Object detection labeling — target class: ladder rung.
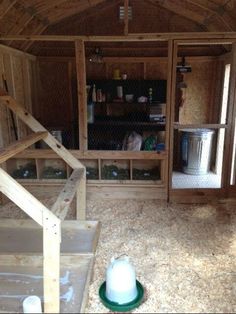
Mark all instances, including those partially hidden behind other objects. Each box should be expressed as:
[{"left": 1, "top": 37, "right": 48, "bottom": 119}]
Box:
[
  {"left": 51, "top": 168, "right": 84, "bottom": 220},
  {"left": 0, "top": 132, "right": 48, "bottom": 164}
]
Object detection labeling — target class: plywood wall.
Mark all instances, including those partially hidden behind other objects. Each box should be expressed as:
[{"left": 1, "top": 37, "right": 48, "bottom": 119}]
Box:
[
  {"left": 35, "top": 59, "right": 75, "bottom": 129},
  {"left": 0, "top": 44, "right": 36, "bottom": 147},
  {"left": 33, "top": 56, "right": 219, "bottom": 138},
  {"left": 178, "top": 58, "right": 224, "bottom": 124},
  {"left": 86, "top": 60, "right": 168, "bottom": 80}
]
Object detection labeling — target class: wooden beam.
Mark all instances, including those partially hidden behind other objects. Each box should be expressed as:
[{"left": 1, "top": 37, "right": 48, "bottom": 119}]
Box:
[
  {"left": 0, "top": 166, "right": 61, "bottom": 312},
  {"left": 0, "top": 95, "right": 85, "bottom": 169},
  {"left": 5, "top": 3, "right": 49, "bottom": 47},
  {"left": 46, "top": 0, "right": 107, "bottom": 24},
  {"left": 0, "top": 167, "right": 59, "bottom": 226},
  {"left": 1, "top": 32, "right": 236, "bottom": 42},
  {"left": 124, "top": 0, "right": 129, "bottom": 36},
  {"left": 223, "top": 43, "right": 236, "bottom": 187},
  {"left": 0, "top": 0, "right": 17, "bottom": 19},
  {"left": 46, "top": 0, "right": 119, "bottom": 35},
  {"left": 168, "top": 41, "right": 178, "bottom": 193},
  {"left": 0, "top": 131, "right": 47, "bottom": 164},
  {"left": 20, "top": 0, "right": 113, "bottom": 52},
  {"left": 173, "top": 123, "right": 228, "bottom": 129},
  {"left": 51, "top": 168, "right": 84, "bottom": 220},
  {"left": 12, "top": 149, "right": 167, "bottom": 160},
  {"left": 75, "top": 40, "right": 87, "bottom": 151},
  {"left": 76, "top": 169, "right": 86, "bottom": 220},
  {"left": 43, "top": 221, "right": 61, "bottom": 313},
  {"left": 186, "top": 0, "right": 235, "bottom": 31},
  {"left": 147, "top": 0, "right": 233, "bottom": 31},
  {"left": 166, "top": 39, "right": 174, "bottom": 200}
]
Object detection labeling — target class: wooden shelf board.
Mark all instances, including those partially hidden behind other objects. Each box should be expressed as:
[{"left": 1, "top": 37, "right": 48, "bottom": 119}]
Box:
[
  {"left": 0, "top": 254, "right": 94, "bottom": 314},
  {"left": 12, "top": 149, "right": 167, "bottom": 160},
  {"left": 89, "top": 121, "right": 166, "bottom": 126},
  {"left": 0, "top": 219, "right": 100, "bottom": 255}
]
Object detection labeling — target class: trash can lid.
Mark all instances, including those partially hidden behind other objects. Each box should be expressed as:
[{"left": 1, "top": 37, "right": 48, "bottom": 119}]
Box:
[{"left": 180, "top": 128, "right": 215, "bottom": 135}]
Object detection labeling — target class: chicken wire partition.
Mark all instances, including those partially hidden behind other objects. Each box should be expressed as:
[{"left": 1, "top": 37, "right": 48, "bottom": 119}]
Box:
[
  {"left": 0, "top": 38, "right": 171, "bottom": 191},
  {"left": 33, "top": 41, "right": 78, "bottom": 151},
  {"left": 86, "top": 79, "right": 167, "bottom": 151}
]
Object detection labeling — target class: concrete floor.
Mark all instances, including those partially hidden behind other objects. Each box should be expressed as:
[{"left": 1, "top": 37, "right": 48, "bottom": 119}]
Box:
[{"left": 172, "top": 171, "right": 222, "bottom": 189}]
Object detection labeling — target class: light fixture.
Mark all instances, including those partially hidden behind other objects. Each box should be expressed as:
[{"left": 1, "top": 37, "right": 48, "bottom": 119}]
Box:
[
  {"left": 89, "top": 47, "right": 103, "bottom": 63},
  {"left": 176, "top": 56, "right": 192, "bottom": 73},
  {"left": 119, "top": 6, "right": 132, "bottom": 20}
]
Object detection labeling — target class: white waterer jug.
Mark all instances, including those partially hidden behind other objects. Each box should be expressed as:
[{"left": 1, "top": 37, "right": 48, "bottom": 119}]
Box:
[{"left": 105, "top": 255, "right": 138, "bottom": 304}]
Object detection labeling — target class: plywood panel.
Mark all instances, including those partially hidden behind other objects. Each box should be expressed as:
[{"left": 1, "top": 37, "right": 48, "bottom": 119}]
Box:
[
  {"left": 146, "top": 61, "right": 168, "bottom": 79},
  {"left": 0, "top": 45, "right": 35, "bottom": 145},
  {"left": 86, "top": 60, "right": 106, "bottom": 80},
  {"left": 106, "top": 62, "right": 143, "bottom": 79},
  {"left": 36, "top": 60, "right": 72, "bottom": 129},
  {"left": 0, "top": 52, "right": 10, "bottom": 147},
  {"left": 179, "top": 60, "right": 221, "bottom": 124},
  {"left": 11, "top": 55, "right": 28, "bottom": 139}
]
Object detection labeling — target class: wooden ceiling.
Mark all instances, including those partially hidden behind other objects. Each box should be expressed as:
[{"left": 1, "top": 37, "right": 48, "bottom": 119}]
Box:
[{"left": 0, "top": 0, "right": 235, "bottom": 55}]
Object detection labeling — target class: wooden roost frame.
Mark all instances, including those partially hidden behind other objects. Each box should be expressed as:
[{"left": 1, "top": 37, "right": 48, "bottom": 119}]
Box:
[{"left": 0, "top": 95, "right": 87, "bottom": 313}]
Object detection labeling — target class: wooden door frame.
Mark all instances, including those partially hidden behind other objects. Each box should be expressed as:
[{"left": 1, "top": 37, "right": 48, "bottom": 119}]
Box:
[{"left": 168, "top": 39, "right": 236, "bottom": 202}]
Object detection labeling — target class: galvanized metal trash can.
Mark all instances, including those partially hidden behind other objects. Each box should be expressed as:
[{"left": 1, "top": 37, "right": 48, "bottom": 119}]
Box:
[{"left": 180, "top": 129, "right": 214, "bottom": 175}]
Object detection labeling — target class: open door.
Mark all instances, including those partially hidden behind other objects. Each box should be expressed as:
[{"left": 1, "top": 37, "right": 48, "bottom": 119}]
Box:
[{"left": 169, "top": 41, "right": 236, "bottom": 202}]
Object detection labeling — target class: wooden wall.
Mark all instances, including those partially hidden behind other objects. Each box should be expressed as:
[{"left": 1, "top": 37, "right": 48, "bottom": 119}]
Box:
[
  {"left": 86, "top": 59, "right": 168, "bottom": 80},
  {"left": 178, "top": 57, "right": 224, "bottom": 124},
  {"left": 0, "top": 44, "right": 36, "bottom": 147},
  {"left": 35, "top": 58, "right": 76, "bottom": 129},
  {"left": 33, "top": 57, "right": 168, "bottom": 136},
  {"left": 34, "top": 56, "right": 222, "bottom": 132}
]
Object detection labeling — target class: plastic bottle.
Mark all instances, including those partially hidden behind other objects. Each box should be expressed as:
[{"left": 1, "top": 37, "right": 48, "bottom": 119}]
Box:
[
  {"left": 92, "top": 84, "right": 97, "bottom": 102},
  {"left": 148, "top": 88, "right": 153, "bottom": 104}
]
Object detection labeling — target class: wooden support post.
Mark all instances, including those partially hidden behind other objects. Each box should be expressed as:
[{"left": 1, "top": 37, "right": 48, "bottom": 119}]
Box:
[
  {"left": 167, "top": 40, "right": 177, "bottom": 198},
  {"left": 0, "top": 96, "right": 85, "bottom": 169},
  {"left": 124, "top": 0, "right": 129, "bottom": 36},
  {"left": 0, "top": 167, "right": 62, "bottom": 312},
  {"left": 43, "top": 218, "right": 61, "bottom": 313},
  {"left": 76, "top": 169, "right": 86, "bottom": 220},
  {"left": 51, "top": 168, "right": 84, "bottom": 220},
  {"left": 0, "top": 131, "right": 47, "bottom": 164},
  {"left": 223, "top": 42, "right": 236, "bottom": 188},
  {"left": 0, "top": 167, "right": 55, "bottom": 225},
  {"left": 75, "top": 40, "right": 87, "bottom": 151}
]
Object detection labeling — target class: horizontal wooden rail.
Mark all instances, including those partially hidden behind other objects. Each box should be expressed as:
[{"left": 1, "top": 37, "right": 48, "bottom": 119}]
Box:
[
  {"left": 0, "top": 132, "right": 47, "bottom": 164},
  {"left": 0, "top": 168, "right": 60, "bottom": 227},
  {"left": 51, "top": 168, "right": 84, "bottom": 220},
  {"left": 0, "top": 96, "right": 85, "bottom": 170},
  {"left": 0, "top": 32, "right": 236, "bottom": 42},
  {"left": 11, "top": 149, "right": 167, "bottom": 160},
  {"left": 173, "top": 123, "right": 228, "bottom": 129}
]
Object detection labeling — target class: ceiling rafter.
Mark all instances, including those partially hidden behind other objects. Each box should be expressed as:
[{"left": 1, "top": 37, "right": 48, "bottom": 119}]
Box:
[
  {"left": 40, "top": 0, "right": 107, "bottom": 24},
  {"left": 0, "top": 0, "right": 17, "bottom": 19},
  {"left": 20, "top": 0, "right": 113, "bottom": 52},
  {"left": 45, "top": 0, "right": 120, "bottom": 35},
  {"left": 185, "top": 0, "right": 236, "bottom": 30},
  {"left": 6, "top": 0, "right": 74, "bottom": 37},
  {"left": 147, "top": 0, "right": 233, "bottom": 31},
  {"left": 146, "top": 0, "right": 209, "bottom": 31}
]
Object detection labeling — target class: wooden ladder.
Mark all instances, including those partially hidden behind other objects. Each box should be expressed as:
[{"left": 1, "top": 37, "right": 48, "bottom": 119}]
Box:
[{"left": 0, "top": 95, "right": 86, "bottom": 313}]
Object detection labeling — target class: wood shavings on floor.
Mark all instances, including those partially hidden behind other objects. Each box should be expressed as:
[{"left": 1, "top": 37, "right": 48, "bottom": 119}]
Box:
[
  {"left": 0, "top": 195, "right": 235, "bottom": 313},
  {"left": 85, "top": 199, "right": 236, "bottom": 313}
]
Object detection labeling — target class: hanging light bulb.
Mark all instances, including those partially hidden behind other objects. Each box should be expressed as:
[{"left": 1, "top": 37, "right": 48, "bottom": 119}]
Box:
[{"left": 89, "top": 47, "right": 103, "bottom": 63}]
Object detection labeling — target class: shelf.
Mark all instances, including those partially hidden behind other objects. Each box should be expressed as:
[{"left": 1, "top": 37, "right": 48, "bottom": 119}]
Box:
[
  {"left": 88, "top": 121, "right": 166, "bottom": 126},
  {"left": 7, "top": 156, "right": 166, "bottom": 186}
]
